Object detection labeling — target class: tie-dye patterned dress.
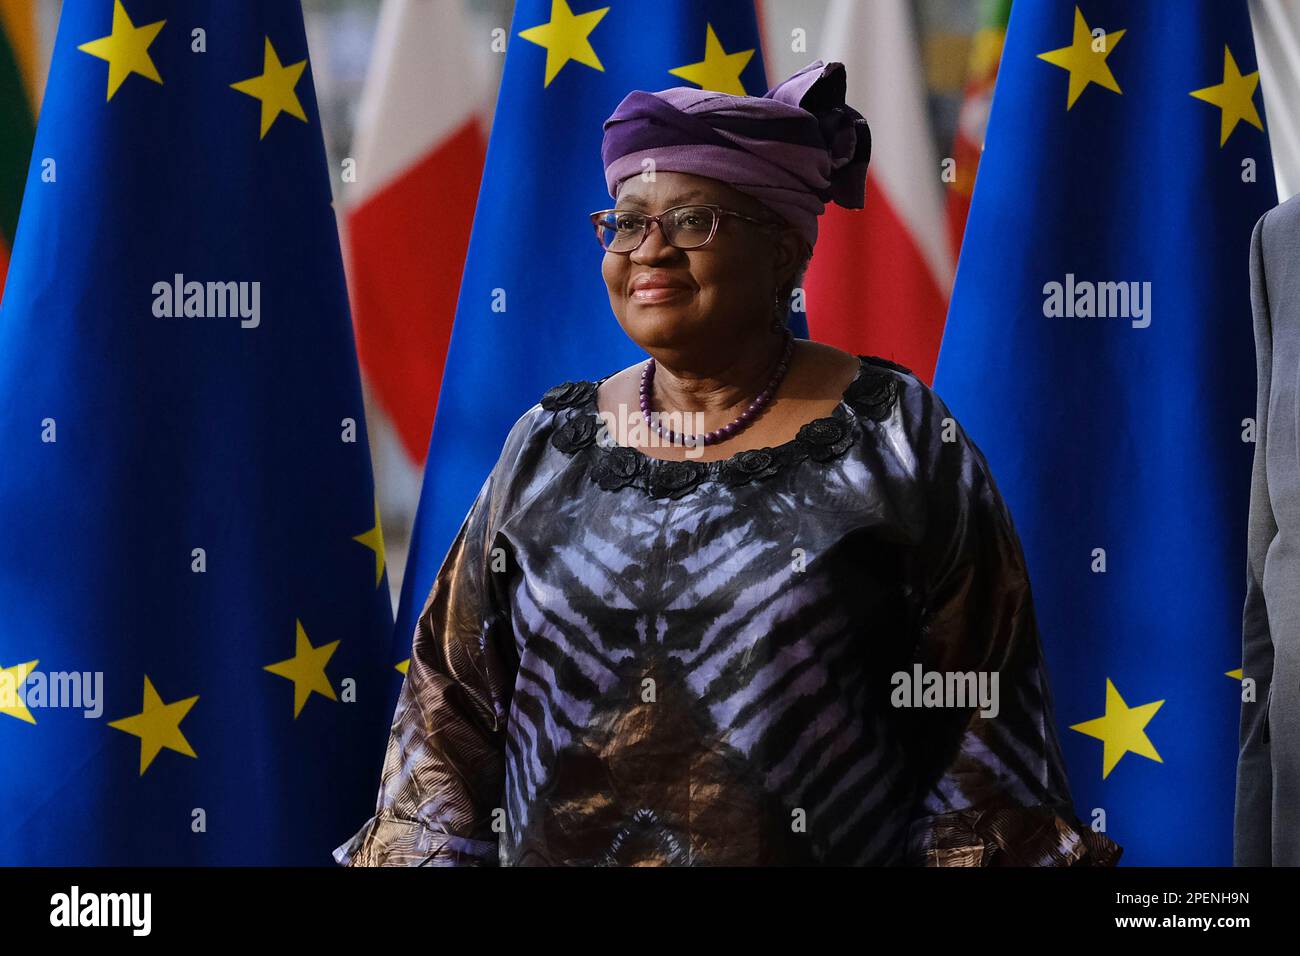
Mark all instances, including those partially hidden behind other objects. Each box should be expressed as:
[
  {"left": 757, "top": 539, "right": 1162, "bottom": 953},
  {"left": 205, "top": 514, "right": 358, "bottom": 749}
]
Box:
[{"left": 335, "top": 356, "right": 1122, "bottom": 867}]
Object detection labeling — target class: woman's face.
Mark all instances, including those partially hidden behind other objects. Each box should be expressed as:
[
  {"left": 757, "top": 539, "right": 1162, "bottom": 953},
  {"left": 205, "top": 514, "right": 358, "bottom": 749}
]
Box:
[{"left": 600, "top": 171, "right": 801, "bottom": 357}]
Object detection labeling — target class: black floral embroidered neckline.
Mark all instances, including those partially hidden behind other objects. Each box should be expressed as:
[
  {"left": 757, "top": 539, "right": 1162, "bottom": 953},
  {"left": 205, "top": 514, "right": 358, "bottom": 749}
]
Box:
[{"left": 540, "top": 355, "right": 909, "bottom": 499}]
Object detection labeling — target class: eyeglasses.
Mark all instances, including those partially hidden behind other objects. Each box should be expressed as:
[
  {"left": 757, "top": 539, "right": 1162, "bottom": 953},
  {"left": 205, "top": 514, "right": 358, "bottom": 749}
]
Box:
[{"left": 588, "top": 203, "right": 781, "bottom": 254}]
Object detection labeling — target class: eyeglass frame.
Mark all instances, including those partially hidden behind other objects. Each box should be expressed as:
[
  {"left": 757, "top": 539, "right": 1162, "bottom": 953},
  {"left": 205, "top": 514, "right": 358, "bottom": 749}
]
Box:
[{"left": 588, "top": 203, "right": 785, "bottom": 253}]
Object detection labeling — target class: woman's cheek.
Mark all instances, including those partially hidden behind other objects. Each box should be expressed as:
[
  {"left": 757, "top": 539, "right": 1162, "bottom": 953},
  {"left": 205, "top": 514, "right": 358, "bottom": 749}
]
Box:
[{"left": 601, "top": 256, "right": 626, "bottom": 313}]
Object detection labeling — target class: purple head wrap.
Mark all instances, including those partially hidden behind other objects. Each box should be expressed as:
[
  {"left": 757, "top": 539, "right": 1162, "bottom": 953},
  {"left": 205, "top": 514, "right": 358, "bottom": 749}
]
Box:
[{"left": 600, "top": 59, "right": 871, "bottom": 250}]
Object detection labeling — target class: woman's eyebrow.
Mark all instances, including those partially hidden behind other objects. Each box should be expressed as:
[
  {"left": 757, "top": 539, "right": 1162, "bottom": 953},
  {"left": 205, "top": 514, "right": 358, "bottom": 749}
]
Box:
[{"left": 619, "top": 191, "right": 709, "bottom": 209}]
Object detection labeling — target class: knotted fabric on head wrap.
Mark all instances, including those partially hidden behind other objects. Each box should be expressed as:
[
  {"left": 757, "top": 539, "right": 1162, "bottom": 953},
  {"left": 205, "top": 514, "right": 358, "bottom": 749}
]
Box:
[{"left": 600, "top": 59, "right": 871, "bottom": 251}]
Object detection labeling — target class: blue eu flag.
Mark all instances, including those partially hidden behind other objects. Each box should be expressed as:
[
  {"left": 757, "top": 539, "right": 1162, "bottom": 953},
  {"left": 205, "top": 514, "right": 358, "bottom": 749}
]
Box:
[
  {"left": 934, "top": 1, "right": 1277, "bottom": 864},
  {"left": 396, "top": 1, "right": 790, "bottom": 650},
  {"left": 0, "top": 0, "right": 393, "bottom": 864}
]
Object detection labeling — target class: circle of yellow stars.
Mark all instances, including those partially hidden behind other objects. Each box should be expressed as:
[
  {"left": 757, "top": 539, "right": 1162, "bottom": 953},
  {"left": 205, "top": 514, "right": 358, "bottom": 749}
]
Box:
[
  {"left": 985, "top": 4, "right": 1271, "bottom": 791},
  {"left": 75, "top": 0, "right": 310, "bottom": 140},
  {"left": 3, "top": 510, "right": 384, "bottom": 771},
  {"left": 32, "top": 1, "right": 407, "bottom": 776},
  {"left": 1037, "top": 5, "right": 1264, "bottom": 149},
  {"left": 517, "top": 0, "right": 754, "bottom": 95},
  {"left": 3, "top": 498, "right": 385, "bottom": 777}
]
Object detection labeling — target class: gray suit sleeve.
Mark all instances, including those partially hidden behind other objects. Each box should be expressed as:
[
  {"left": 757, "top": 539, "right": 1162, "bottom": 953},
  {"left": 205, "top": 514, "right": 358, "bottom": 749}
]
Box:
[{"left": 1235, "top": 210, "right": 1278, "bottom": 866}]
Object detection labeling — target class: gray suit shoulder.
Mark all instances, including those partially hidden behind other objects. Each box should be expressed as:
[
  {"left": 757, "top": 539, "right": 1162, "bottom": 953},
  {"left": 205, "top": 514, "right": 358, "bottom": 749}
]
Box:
[
  {"left": 1251, "top": 194, "right": 1300, "bottom": 344},
  {"left": 1257, "top": 192, "right": 1300, "bottom": 248}
]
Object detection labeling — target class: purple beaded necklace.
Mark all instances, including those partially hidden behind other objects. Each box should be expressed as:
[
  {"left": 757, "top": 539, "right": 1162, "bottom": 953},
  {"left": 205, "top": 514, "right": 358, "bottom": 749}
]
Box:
[{"left": 639, "top": 332, "right": 795, "bottom": 447}]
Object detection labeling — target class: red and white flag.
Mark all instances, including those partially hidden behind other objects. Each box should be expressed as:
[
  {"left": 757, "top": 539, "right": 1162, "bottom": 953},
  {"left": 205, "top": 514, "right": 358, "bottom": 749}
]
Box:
[
  {"left": 345, "top": 0, "right": 488, "bottom": 464},
  {"left": 800, "top": 0, "right": 953, "bottom": 382}
]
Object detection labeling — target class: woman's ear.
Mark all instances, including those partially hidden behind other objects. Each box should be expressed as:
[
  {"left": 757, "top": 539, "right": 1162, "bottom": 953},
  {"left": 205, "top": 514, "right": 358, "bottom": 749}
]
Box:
[{"left": 772, "top": 229, "right": 809, "bottom": 300}]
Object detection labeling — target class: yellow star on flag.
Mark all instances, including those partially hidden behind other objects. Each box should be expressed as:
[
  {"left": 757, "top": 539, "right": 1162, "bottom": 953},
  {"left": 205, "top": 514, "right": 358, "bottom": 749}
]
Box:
[
  {"left": 1190, "top": 45, "right": 1263, "bottom": 147},
  {"left": 264, "top": 620, "right": 339, "bottom": 718},
  {"left": 1226, "top": 668, "right": 1243, "bottom": 680},
  {"left": 0, "top": 659, "right": 39, "bottom": 725},
  {"left": 395, "top": 659, "right": 410, "bottom": 675},
  {"left": 76, "top": 0, "right": 165, "bottom": 102},
  {"left": 230, "top": 37, "right": 308, "bottom": 139},
  {"left": 353, "top": 502, "right": 386, "bottom": 588},
  {"left": 1037, "top": 6, "right": 1125, "bottom": 110},
  {"left": 108, "top": 676, "right": 199, "bottom": 775},
  {"left": 1070, "top": 678, "right": 1164, "bottom": 779},
  {"left": 668, "top": 24, "right": 754, "bottom": 95},
  {"left": 518, "top": 0, "right": 609, "bottom": 87}
]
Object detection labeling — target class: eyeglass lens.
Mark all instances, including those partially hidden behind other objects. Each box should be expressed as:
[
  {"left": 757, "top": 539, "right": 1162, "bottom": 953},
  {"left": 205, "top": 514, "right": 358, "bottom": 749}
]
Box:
[{"left": 597, "top": 206, "right": 717, "bottom": 252}]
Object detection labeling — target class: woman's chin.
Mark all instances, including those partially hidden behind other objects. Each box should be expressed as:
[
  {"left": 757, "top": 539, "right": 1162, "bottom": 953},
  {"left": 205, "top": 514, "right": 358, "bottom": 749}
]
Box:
[{"left": 621, "top": 305, "right": 698, "bottom": 346}]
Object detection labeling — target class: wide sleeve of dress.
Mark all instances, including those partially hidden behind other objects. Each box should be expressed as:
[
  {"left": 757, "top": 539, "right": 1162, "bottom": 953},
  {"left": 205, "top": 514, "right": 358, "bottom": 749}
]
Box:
[
  {"left": 895, "top": 377, "right": 1122, "bottom": 867},
  {"left": 333, "top": 466, "right": 517, "bottom": 867}
]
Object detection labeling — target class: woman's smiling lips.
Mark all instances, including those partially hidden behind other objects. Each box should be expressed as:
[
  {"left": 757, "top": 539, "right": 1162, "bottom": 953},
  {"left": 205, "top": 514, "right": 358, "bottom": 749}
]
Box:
[{"left": 629, "top": 272, "right": 694, "bottom": 302}]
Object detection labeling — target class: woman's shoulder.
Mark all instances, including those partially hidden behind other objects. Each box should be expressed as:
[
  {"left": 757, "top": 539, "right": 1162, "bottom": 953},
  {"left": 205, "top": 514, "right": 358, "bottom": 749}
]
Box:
[
  {"left": 838, "top": 347, "right": 951, "bottom": 426},
  {"left": 481, "top": 381, "right": 597, "bottom": 498},
  {"left": 793, "top": 340, "right": 918, "bottom": 397},
  {"left": 489, "top": 379, "right": 593, "bottom": 449},
  {"left": 831, "top": 348, "right": 995, "bottom": 485},
  {"left": 497, "top": 380, "right": 593, "bottom": 450},
  {"left": 812, "top": 342, "right": 928, "bottom": 428},
  {"left": 857, "top": 353, "right": 917, "bottom": 378}
]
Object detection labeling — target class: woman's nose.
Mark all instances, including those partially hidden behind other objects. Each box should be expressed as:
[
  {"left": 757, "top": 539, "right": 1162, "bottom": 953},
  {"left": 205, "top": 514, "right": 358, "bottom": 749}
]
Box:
[{"left": 630, "top": 219, "right": 679, "bottom": 264}]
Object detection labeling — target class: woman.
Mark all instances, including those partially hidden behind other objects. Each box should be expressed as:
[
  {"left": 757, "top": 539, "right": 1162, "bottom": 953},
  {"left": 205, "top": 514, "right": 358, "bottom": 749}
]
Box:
[{"left": 335, "top": 60, "right": 1121, "bottom": 867}]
